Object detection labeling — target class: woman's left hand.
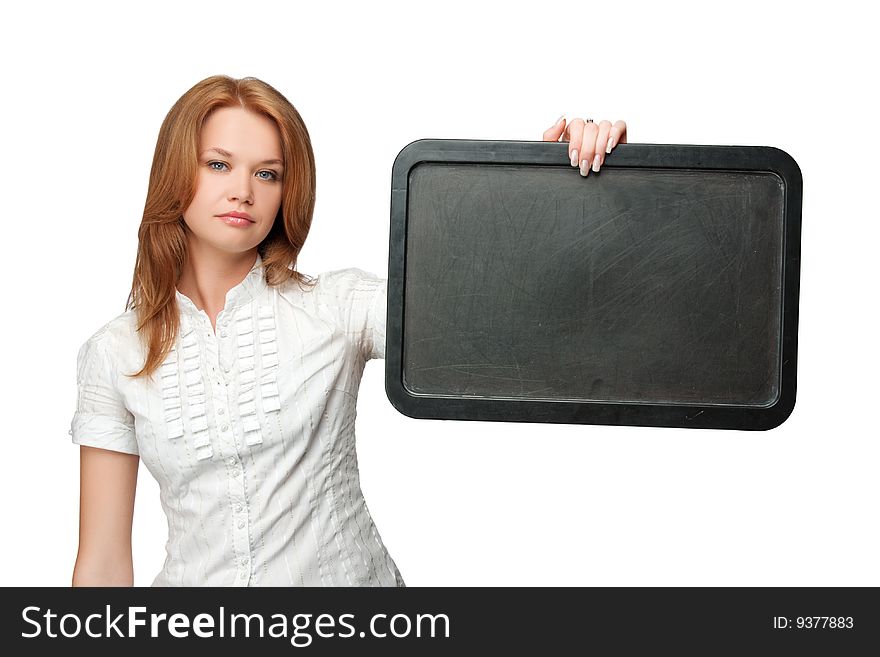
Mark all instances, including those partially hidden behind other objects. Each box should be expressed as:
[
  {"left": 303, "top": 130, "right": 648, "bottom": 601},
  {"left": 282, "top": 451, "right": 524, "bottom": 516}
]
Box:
[{"left": 542, "top": 116, "right": 627, "bottom": 177}]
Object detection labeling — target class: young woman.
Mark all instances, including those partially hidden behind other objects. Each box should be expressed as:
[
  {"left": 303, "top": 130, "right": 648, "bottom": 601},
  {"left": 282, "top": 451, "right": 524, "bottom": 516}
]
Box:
[{"left": 69, "top": 74, "right": 626, "bottom": 586}]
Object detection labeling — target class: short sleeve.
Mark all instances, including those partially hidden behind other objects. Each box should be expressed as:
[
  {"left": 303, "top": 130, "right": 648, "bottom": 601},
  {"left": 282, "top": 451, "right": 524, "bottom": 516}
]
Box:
[
  {"left": 69, "top": 332, "right": 139, "bottom": 455},
  {"left": 363, "top": 275, "right": 387, "bottom": 361}
]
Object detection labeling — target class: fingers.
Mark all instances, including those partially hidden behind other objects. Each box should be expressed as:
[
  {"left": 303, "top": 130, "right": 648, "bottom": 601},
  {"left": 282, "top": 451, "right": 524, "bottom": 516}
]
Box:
[
  {"left": 577, "top": 120, "right": 599, "bottom": 177},
  {"left": 607, "top": 120, "right": 627, "bottom": 150},
  {"left": 593, "top": 120, "right": 612, "bottom": 170},
  {"left": 567, "top": 119, "right": 585, "bottom": 167},
  {"left": 545, "top": 115, "right": 627, "bottom": 176},
  {"left": 569, "top": 118, "right": 626, "bottom": 176},
  {"left": 542, "top": 115, "right": 566, "bottom": 142}
]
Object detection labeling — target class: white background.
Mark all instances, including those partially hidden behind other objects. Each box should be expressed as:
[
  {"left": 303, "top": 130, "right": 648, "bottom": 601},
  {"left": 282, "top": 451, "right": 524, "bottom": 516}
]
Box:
[{"left": 2, "top": 0, "right": 877, "bottom": 586}]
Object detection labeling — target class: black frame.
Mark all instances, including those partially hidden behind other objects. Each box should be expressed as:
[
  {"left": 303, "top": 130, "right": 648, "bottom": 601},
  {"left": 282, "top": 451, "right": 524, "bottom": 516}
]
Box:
[{"left": 385, "top": 139, "right": 802, "bottom": 431}]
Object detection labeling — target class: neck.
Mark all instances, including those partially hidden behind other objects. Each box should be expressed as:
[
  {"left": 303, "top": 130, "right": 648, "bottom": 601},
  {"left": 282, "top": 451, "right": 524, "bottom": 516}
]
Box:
[{"left": 176, "top": 242, "right": 258, "bottom": 314}]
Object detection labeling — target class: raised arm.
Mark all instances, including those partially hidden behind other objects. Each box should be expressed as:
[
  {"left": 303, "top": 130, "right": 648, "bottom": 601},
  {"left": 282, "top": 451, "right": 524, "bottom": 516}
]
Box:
[{"left": 72, "top": 445, "right": 139, "bottom": 586}]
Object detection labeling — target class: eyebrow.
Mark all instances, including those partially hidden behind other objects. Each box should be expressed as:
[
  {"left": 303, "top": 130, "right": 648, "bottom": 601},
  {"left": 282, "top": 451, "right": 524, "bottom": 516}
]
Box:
[{"left": 201, "top": 147, "right": 284, "bottom": 167}]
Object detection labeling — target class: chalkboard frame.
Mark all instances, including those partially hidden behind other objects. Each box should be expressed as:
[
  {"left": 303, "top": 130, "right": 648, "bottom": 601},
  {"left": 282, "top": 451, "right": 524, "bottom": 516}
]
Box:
[{"left": 385, "top": 139, "right": 802, "bottom": 431}]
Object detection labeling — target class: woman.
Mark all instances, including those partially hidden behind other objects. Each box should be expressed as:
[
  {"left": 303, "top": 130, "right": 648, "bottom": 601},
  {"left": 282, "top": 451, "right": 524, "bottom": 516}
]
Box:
[{"left": 70, "top": 74, "right": 627, "bottom": 586}]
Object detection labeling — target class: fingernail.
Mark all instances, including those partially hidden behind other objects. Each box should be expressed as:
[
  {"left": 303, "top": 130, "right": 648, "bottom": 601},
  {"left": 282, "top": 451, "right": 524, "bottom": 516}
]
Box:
[
  {"left": 580, "top": 159, "right": 590, "bottom": 177},
  {"left": 570, "top": 149, "right": 578, "bottom": 167},
  {"left": 593, "top": 154, "right": 601, "bottom": 172},
  {"left": 555, "top": 114, "right": 565, "bottom": 126},
  {"left": 606, "top": 137, "right": 613, "bottom": 154}
]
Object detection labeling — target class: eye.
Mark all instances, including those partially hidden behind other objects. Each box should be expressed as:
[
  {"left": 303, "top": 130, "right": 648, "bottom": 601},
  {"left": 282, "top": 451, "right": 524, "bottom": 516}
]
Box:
[{"left": 207, "top": 161, "right": 279, "bottom": 181}]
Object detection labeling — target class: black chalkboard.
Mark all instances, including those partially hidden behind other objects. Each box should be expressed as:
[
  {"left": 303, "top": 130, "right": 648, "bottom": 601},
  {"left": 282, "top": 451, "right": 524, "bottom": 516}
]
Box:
[{"left": 385, "top": 140, "right": 802, "bottom": 431}]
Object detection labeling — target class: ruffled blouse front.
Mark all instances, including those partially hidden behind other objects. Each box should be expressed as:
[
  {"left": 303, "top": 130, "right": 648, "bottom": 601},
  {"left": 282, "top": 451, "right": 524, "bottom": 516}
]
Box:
[{"left": 69, "top": 254, "right": 404, "bottom": 587}]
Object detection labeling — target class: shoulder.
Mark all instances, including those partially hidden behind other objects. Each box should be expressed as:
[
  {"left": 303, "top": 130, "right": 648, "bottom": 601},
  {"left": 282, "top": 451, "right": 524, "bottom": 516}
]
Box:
[
  {"left": 316, "top": 268, "right": 385, "bottom": 315},
  {"left": 76, "top": 310, "right": 139, "bottom": 361},
  {"left": 315, "top": 267, "right": 384, "bottom": 289},
  {"left": 275, "top": 268, "right": 385, "bottom": 341},
  {"left": 280, "top": 267, "right": 383, "bottom": 305}
]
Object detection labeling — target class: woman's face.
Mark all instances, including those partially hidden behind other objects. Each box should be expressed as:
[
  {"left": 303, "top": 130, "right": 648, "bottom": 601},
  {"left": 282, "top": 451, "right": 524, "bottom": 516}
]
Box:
[{"left": 182, "top": 106, "right": 284, "bottom": 256}]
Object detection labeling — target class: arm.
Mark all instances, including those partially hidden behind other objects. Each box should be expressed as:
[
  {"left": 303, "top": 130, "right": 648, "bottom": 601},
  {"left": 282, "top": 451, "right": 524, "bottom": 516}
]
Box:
[{"left": 72, "top": 445, "right": 139, "bottom": 586}]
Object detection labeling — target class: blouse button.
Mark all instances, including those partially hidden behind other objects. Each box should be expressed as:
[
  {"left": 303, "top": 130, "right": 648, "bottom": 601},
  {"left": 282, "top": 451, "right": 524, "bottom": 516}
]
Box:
[
  {"left": 227, "top": 457, "right": 235, "bottom": 466},
  {"left": 236, "top": 504, "right": 243, "bottom": 513},
  {"left": 238, "top": 521, "right": 245, "bottom": 529},
  {"left": 221, "top": 423, "right": 229, "bottom": 432},
  {"left": 218, "top": 408, "right": 225, "bottom": 415},
  {"left": 220, "top": 329, "right": 228, "bottom": 338}
]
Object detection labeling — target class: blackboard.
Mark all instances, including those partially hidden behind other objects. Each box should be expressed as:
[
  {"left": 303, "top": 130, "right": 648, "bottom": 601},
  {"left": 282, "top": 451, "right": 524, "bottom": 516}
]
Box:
[{"left": 385, "top": 140, "right": 802, "bottom": 431}]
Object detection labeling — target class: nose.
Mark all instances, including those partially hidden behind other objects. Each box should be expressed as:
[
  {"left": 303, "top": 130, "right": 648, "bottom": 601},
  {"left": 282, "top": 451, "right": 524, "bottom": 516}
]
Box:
[{"left": 228, "top": 170, "right": 254, "bottom": 205}]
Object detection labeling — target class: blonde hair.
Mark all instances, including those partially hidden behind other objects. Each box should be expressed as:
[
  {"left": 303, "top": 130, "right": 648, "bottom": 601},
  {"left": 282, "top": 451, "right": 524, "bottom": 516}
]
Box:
[{"left": 124, "top": 75, "right": 317, "bottom": 380}]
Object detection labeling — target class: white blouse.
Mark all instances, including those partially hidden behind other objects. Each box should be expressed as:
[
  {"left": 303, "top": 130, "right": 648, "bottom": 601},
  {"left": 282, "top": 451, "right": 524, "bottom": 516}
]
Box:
[{"left": 69, "top": 254, "right": 405, "bottom": 587}]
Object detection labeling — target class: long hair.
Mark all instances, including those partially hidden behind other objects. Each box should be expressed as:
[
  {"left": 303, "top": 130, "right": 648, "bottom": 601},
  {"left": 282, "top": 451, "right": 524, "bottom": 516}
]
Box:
[{"left": 124, "top": 75, "right": 317, "bottom": 380}]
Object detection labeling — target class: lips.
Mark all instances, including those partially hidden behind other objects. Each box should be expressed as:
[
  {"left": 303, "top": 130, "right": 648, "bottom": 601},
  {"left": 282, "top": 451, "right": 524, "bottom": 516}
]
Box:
[
  {"left": 219, "top": 215, "right": 254, "bottom": 228},
  {"left": 217, "top": 211, "right": 255, "bottom": 223}
]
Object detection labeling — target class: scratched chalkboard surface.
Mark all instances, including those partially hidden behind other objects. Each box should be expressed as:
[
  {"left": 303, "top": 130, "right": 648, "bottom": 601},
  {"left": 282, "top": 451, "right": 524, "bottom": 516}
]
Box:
[{"left": 385, "top": 141, "right": 802, "bottom": 431}]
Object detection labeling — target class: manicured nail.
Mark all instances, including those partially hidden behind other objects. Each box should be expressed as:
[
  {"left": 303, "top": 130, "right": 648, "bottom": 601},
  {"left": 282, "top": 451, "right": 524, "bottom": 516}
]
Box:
[
  {"left": 593, "top": 154, "right": 601, "bottom": 172},
  {"left": 580, "top": 159, "right": 590, "bottom": 176},
  {"left": 606, "top": 137, "right": 613, "bottom": 154},
  {"left": 554, "top": 114, "right": 565, "bottom": 126},
  {"left": 570, "top": 149, "right": 578, "bottom": 167}
]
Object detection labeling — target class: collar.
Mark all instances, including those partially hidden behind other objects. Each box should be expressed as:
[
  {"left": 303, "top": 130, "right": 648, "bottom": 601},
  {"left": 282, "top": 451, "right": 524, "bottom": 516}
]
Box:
[{"left": 175, "top": 252, "right": 268, "bottom": 317}]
